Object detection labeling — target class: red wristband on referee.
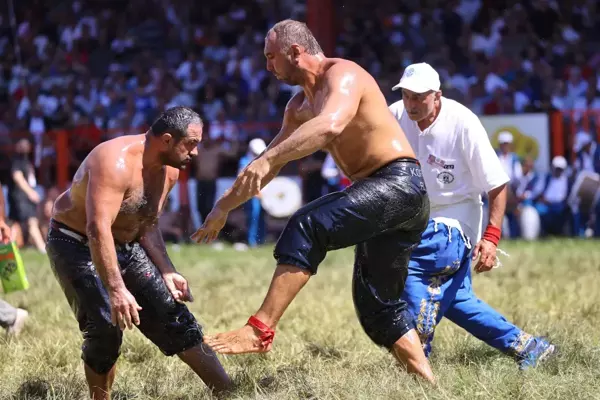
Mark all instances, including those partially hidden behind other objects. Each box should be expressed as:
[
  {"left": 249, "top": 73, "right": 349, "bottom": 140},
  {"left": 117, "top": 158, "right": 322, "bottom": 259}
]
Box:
[
  {"left": 247, "top": 315, "right": 275, "bottom": 347},
  {"left": 482, "top": 225, "right": 501, "bottom": 246}
]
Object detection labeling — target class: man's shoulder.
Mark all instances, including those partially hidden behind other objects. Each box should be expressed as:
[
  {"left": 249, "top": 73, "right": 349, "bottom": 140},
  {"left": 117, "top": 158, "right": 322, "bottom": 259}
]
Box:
[
  {"left": 439, "top": 97, "right": 485, "bottom": 140},
  {"left": 328, "top": 58, "right": 362, "bottom": 71},
  {"left": 86, "top": 137, "right": 139, "bottom": 178},
  {"left": 324, "top": 58, "right": 372, "bottom": 84},
  {"left": 442, "top": 97, "right": 479, "bottom": 123}
]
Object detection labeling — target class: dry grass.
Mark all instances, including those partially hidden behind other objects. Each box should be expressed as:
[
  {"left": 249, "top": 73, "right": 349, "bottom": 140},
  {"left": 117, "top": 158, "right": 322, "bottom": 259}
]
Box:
[{"left": 1, "top": 239, "right": 600, "bottom": 399}]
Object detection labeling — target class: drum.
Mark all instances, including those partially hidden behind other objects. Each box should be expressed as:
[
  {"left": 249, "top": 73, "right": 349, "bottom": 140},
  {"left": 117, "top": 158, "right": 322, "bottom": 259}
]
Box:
[
  {"left": 260, "top": 176, "right": 303, "bottom": 218},
  {"left": 568, "top": 170, "right": 600, "bottom": 215},
  {"left": 519, "top": 205, "right": 541, "bottom": 240}
]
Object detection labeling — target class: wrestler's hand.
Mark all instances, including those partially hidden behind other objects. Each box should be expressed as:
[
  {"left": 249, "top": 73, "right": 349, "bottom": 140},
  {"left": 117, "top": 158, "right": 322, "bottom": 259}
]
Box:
[
  {"left": 234, "top": 157, "right": 270, "bottom": 199},
  {"left": 163, "top": 271, "right": 194, "bottom": 303},
  {"left": 472, "top": 239, "right": 497, "bottom": 274},
  {"left": 191, "top": 206, "right": 228, "bottom": 243},
  {"left": 0, "top": 220, "right": 11, "bottom": 244},
  {"left": 109, "top": 287, "right": 142, "bottom": 330}
]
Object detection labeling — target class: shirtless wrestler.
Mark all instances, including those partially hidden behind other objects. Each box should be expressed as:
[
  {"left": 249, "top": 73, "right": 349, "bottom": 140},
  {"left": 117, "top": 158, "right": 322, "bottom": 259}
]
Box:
[
  {"left": 191, "top": 20, "right": 435, "bottom": 383},
  {"left": 46, "top": 106, "right": 232, "bottom": 399}
]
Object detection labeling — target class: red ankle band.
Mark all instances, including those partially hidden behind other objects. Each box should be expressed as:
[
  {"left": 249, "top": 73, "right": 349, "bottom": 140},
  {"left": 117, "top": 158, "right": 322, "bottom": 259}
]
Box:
[{"left": 247, "top": 316, "right": 275, "bottom": 347}]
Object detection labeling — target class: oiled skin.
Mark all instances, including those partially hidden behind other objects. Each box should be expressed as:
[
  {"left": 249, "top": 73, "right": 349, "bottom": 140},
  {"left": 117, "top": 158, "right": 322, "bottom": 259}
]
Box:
[{"left": 52, "top": 134, "right": 178, "bottom": 244}]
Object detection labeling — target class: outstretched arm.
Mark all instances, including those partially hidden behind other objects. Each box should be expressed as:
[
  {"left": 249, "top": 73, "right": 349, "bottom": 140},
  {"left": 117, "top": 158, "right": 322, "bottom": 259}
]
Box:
[
  {"left": 262, "top": 64, "right": 362, "bottom": 167},
  {"left": 216, "top": 164, "right": 284, "bottom": 213},
  {"left": 191, "top": 95, "right": 301, "bottom": 244},
  {"left": 214, "top": 94, "right": 302, "bottom": 213},
  {"left": 205, "top": 65, "right": 363, "bottom": 214}
]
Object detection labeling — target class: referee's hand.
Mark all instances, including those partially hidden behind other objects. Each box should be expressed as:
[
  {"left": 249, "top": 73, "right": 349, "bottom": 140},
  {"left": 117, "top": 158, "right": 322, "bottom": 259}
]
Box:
[{"left": 472, "top": 239, "right": 497, "bottom": 274}]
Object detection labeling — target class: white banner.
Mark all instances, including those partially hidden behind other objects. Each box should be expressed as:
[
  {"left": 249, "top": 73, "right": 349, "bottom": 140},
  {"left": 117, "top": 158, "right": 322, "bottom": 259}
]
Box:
[{"left": 480, "top": 113, "right": 550, "bottom": 173}]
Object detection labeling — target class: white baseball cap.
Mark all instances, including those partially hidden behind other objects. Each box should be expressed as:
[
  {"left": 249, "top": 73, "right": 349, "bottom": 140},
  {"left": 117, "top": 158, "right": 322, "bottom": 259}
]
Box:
[
  {"left": 392, "top": 62, "right": 441, "bottom": 93},
  {"left": 498, "top": 131, "right": 514, "bottom": 144},
  {"left": 552, "top": 156, "right": 567, "bottom": 170}
]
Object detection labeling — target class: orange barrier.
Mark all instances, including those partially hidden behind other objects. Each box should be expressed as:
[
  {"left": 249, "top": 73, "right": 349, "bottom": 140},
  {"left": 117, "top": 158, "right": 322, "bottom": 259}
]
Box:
[
  {"left": 30, "top": 121, "right": 283, "bottom": 200},
  {"left": 307, "top": 0, "right": 335, "bottom": 56},
  {"left": 550, "top": 111, "right": 565, "bottom": 158},
  {"left": 550, "top": 110, "right": 600, "bottom": 163},
  {"left": 55, "top": 130, "right": 69, "bottom": 191},
  {"left": 3, "top": 110, "right": 598, "bottom": 192}
]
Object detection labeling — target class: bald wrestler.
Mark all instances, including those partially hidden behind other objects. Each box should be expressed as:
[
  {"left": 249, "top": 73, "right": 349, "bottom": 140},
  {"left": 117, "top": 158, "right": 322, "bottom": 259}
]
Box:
[{"left": 192, "top": 20, "right": 435, "bottom": 383}]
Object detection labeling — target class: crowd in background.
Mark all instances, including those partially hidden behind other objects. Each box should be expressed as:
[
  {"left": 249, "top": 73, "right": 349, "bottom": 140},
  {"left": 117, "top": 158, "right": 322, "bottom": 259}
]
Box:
[{"left": 1, "top": 0, "right": 600, "bottom": 250}]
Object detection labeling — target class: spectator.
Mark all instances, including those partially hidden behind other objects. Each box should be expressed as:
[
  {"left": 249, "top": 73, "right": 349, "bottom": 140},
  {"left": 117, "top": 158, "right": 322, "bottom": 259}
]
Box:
[
  {"left": 298, "top": 152, "right": 327, "bottom": 204},
  {"left": 535, "top": 156, "right": 570, "bottom": 236},
  {"left": 238, "top": 138, "right": 267, "bottom": 248},
  {"left": 515, "top": 156, "right": 546, "bottom": 207},
  {"left": 193, "top": 136, "right": 239, "bottom": 223},
  {"left": 573, "top": 131, "right": 600, "bottom": 173},
  {"left": 321, "top": 153, "right": 351, "bottom": 193},
  {"left": 1, "top": 0, "right": 599, "bottom": 245},
  {"left": 8, "top": 138, "right": 46, "bottom": 253},
  {"left": 0, "top": 179, "right": 29, "bottom": 338},
  {"left": 496, "top": 132, "right": 523, "bottom": 186},
  {"left": 159, "top": 196, "right": 184, "bottom": 244},
  {"left": 510, "top": 156, "right": 546, "bottom": 238}
]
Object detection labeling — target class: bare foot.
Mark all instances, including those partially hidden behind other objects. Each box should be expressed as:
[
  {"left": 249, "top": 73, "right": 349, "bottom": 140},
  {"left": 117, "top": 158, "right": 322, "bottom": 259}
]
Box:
[{"left": 204, "top": 325, "right": 273, "bottom": 354}]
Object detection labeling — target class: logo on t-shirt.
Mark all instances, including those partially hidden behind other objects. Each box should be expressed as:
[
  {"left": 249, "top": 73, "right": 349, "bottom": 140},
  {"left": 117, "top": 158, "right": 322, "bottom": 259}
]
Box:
[
  {"left": 427, "top": 154, "right": 444, "bottom": 167},
  {"left": 437, "top": 171, "right": 455, "bottom": 184},
  {"left": 428, "top": 154, "right": 455, "bottom": 170}
]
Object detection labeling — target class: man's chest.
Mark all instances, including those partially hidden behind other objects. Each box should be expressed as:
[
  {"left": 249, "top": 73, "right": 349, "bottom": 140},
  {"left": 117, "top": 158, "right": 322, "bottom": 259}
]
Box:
[
  {"left": 405, "top": 129, "right": 468, "bottom": 190},
  {"left": 120, "top": 172, "right": 173, "bottom": 218}
]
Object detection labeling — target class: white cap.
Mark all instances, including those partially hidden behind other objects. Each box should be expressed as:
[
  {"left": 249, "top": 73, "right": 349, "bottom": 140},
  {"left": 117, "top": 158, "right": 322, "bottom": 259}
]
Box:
[
  {"left": 573, "top": 131, "right": 592, "bottom": 153},
  {"left": 552, "top": 156, "right": 567, "bottom": 170},
  {"left": 392, "top": 63, "right": 441, "bottom": 93},
  {"left": 249, "top": 138, "right": 267, "bottom": 155},
  {"left": 498, "top": 131, "right": 514, "bottom": 144}
]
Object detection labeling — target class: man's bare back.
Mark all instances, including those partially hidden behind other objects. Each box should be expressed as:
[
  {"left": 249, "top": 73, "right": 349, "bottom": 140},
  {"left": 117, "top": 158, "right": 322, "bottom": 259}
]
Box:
[
  {"left": 289, "top": 58, "right": 415, "bottom": 181},
  {"left": 52, "top": 134, "right": 179, "bottom": 244}
]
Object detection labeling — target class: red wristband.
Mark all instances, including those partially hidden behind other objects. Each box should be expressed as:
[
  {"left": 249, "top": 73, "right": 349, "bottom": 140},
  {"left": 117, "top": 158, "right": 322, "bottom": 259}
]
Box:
[
  {"left": 247, "top": 315, "right": 275, "bottom": 347},
  {"left": 482, "top": 225, "right": 501, "bottom": 246}
]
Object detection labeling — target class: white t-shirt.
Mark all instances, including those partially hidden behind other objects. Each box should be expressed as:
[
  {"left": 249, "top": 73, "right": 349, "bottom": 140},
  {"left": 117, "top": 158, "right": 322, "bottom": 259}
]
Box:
[{"left": 389, "top": 96, "right": 509, "bottom": 243}]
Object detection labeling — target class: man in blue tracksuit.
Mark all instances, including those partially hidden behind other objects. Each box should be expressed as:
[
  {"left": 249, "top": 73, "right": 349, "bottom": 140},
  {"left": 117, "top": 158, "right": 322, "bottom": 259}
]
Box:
[
  {"left": 389, "top": 63, "right": 555, "bottom": 369},
  {"left": 238, "top": 138, "right": 267, "bottom": 247}
]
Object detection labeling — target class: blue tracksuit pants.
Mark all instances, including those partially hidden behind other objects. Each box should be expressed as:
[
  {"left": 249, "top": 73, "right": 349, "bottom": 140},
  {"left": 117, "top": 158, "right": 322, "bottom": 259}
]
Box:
[{"left": 401, "top": 219, "right": 535, "bottom": 358}]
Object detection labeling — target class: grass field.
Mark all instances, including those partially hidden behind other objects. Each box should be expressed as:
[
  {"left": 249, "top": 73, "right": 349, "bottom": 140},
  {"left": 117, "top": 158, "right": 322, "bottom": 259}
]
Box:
[{"left": 1, "top": 239, "right": 600, "bottom": 400}]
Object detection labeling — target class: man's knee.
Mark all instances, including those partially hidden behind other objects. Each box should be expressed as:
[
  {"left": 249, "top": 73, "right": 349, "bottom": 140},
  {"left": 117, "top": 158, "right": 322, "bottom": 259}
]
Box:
[
  {"left": 357, "top": 306, "right": 416, "bottom": 349},
  {"left": 273, "top": 199, "right": 338, "bottom": 274},
  {"left": 82, "top": 328, "right": 123, "bottom": 375},
  {"left": 146, "top": 314, "right": 204, "bottom": 357},
  {"left": 128, "top": 264, "right": 205, "bottom": 357}
]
